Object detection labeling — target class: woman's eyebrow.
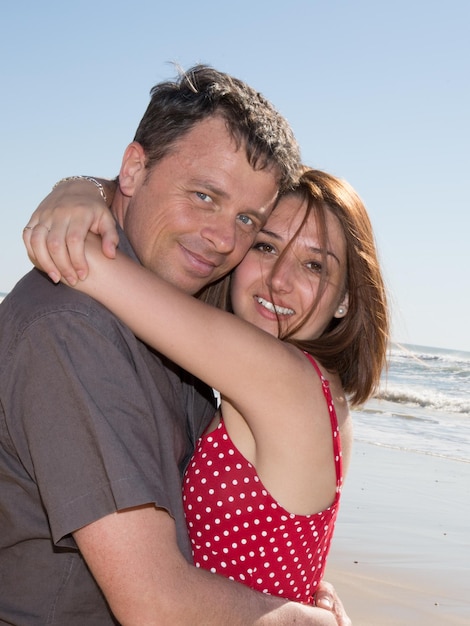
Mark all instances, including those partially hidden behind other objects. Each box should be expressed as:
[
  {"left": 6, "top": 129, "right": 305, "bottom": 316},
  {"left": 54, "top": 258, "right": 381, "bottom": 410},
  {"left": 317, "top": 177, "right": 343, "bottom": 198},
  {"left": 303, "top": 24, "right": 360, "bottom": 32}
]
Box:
[
  {"left": 308, "top": 246, "right": 340, "bottom": 265},
  {"left": 258, "top": 228, "right": 283, "bottom": 240},
  {"left": 259, "top": 229, "right": 341, "bottom": 265}
]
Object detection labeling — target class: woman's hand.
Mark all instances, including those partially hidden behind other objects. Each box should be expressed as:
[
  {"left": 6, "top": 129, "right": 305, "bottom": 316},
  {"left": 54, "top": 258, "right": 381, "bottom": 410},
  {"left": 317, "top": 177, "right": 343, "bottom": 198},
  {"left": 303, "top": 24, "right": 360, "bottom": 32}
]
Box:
[{"left": 23, "top": 177, "right": 119, "bottom": 285}]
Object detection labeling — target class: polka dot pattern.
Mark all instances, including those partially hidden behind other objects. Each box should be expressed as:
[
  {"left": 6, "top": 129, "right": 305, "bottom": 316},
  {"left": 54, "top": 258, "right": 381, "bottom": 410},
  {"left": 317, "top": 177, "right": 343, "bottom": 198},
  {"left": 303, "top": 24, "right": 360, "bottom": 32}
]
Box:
[{"left": 183, "top": 354, "right": 343, "bottom": 604}]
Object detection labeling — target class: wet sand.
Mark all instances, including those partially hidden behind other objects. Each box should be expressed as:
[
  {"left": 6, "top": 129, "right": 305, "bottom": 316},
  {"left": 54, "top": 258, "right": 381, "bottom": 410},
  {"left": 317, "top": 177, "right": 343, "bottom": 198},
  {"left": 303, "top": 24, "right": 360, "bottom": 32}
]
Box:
[{"left": 325, "top": 441, "right": 470, "bottom": 625}]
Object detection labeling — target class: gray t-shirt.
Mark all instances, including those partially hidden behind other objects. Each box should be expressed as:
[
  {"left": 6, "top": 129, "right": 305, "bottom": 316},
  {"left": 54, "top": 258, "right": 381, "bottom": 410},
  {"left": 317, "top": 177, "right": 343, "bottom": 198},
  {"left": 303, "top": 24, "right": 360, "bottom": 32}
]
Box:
[{"left": 0, "top": 233, "right": 215, "bottom": 624}]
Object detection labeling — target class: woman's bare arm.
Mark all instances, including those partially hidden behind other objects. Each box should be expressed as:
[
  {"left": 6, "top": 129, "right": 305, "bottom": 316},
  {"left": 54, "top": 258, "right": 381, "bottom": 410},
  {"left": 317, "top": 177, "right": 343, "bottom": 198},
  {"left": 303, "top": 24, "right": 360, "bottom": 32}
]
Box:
[
  {"left": 66, "top": 235, "right": 346, "bottom": 519},
  {"left": 72, "top": 236, "right": 326, "bottom": 441}
]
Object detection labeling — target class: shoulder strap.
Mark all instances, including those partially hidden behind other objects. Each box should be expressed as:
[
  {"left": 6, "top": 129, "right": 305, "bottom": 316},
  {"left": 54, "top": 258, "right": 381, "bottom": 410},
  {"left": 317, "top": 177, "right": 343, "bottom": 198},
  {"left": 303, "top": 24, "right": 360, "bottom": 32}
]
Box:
[{"left": 303, "top": 352, "right": 343, "bottom": 489}]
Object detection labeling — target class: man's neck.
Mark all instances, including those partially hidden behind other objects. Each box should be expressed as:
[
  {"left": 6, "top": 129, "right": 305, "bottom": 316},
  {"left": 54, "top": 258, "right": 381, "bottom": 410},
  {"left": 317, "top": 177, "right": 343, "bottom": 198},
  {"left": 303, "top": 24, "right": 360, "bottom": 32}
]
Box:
[{"left": 110, "top": 188, "right": 128, "bottom": 230}]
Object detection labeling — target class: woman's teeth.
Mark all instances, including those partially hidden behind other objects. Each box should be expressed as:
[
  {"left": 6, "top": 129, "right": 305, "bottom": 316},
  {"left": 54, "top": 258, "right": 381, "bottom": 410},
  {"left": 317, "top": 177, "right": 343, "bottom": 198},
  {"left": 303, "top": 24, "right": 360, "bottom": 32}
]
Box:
[{"left": 256, "top": 297, "right": 294, "bottom": 316}]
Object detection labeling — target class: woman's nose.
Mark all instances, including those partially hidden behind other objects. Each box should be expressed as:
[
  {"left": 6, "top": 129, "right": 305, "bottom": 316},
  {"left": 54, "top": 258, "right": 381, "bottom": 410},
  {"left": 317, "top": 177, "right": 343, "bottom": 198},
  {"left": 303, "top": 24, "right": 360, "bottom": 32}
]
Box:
[{"left": 267, "top": 259, "right": 294, "bottom": 294}]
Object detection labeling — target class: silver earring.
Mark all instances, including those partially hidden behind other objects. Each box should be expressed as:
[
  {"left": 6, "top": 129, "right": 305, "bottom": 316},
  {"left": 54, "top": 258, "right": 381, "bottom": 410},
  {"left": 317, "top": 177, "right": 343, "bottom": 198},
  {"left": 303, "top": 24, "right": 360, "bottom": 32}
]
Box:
[{"left": 337, "top": 307, "right": 345, "bottom": 316}]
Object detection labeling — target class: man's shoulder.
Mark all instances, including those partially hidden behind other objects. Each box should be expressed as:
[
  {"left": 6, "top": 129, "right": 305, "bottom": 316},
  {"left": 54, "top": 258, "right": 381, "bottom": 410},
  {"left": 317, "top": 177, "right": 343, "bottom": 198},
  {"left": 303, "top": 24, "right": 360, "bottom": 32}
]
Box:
[
  {"left": 1, "top": 228, "right": 136, "bottom": 328},
  {"left": 0, "top": 269, "right": 136, "bottom": 371},
  {"left": 1, "top": 269, "right": 107, "bottom": 327}
]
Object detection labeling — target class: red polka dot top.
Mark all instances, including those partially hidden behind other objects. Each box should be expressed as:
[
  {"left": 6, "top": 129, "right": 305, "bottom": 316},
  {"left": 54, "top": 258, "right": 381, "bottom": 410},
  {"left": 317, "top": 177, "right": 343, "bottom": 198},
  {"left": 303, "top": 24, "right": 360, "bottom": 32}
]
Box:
[{"left": 182, "top": 353, "right": 343, "bottom": 604}]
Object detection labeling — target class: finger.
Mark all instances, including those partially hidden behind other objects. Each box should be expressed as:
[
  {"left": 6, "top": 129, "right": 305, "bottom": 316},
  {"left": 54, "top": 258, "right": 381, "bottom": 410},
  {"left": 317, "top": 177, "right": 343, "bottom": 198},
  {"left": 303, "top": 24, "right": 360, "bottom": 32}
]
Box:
[
  {"left": 313, "top": 580, "right": 335, "bottom": 610},
  {"left": 46, "top": 201, "right": 118, "bottom": 279},
  {"left": 24, "top": 224, "right": 63, "bottom": 284},
  {"left": 37, "top": 220, "right": 81, "bottom": 286},
  {"left": 314, "top": 581, "right": 352, "bottom": 626},
  {"left": 46, "top": 220, "right": 89, "bottom": 285},
  {"left": 55, "top": 222, "right": 95, "bottom": 282},
  {"left": 97, "top": 213, "right": 119, "bottom": 259},
  {"left": 22, "top": 225, "right": 35, "bottom": 259}
]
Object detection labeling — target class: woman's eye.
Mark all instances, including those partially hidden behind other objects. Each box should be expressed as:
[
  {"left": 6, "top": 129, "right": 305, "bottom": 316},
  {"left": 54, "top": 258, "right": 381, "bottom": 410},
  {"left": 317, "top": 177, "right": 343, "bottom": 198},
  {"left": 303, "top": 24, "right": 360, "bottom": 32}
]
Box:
[
  {"left": 254, "top": 242, "right": 275, "bottom": 254},
  {"left": 306, "top": 261, "right": 323, "bottom": 274}
]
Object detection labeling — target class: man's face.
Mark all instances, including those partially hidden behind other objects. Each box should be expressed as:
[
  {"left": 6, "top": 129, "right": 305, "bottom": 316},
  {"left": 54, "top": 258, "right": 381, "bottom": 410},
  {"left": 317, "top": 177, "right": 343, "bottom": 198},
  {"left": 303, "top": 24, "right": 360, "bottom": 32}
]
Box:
[{"left": 119, "top": 116, "right": 280, "bottom": 294}]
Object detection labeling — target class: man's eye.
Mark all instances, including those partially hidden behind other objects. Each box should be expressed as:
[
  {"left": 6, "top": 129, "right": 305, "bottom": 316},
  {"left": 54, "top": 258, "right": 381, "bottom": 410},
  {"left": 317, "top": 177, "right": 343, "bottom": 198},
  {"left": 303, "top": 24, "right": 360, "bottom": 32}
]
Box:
[
  {"left": 196, "top": 192, "right": 211, "bottom": 202},
  {"left": 237, "top": 214, "right": 254, "bottom": 227}
]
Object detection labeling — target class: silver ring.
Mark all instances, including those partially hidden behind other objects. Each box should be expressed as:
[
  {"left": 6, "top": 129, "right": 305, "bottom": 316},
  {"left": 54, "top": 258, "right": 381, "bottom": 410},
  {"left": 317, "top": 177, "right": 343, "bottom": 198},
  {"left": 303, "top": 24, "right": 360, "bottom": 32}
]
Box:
[{"left": 23, "top": 224, "right": 50, "bottom": 232}]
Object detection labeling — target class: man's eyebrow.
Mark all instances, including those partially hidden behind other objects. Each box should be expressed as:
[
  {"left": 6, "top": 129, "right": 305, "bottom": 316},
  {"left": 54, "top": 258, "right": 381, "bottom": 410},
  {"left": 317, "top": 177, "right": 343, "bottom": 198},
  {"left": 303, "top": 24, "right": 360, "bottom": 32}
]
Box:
[
  {"left": 192, "top": 180, "right": 273, "bottom": 217},
  {"left": 191, "top": 179, "right": 229, "bottom": 199}
]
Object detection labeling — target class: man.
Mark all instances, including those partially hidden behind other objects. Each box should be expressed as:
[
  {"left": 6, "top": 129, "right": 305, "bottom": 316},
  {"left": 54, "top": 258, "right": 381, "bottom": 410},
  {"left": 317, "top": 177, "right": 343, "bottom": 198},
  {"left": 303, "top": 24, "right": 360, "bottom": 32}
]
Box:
[{"left": 1, "top": 65, "right": 349, "bottom": 625}]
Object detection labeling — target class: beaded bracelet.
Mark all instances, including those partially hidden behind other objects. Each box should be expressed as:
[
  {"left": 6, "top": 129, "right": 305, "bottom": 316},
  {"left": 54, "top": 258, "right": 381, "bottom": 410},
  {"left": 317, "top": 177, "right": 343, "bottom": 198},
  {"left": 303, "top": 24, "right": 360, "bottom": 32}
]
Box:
[{"left": 52, "top": 176, "right": 107, "bottom": 203}]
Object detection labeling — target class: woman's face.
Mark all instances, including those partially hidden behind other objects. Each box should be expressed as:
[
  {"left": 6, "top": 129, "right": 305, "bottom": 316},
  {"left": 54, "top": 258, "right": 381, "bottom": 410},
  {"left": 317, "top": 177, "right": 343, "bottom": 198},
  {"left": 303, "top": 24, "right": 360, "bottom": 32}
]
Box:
[{"left": 230, "top": 194, "right": 348, "bottom": 340}]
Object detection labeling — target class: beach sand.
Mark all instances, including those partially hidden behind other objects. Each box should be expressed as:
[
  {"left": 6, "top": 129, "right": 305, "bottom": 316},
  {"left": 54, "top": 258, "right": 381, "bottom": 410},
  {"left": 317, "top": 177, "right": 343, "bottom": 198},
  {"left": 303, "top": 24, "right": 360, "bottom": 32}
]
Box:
[{"left": 324, "top": 441, "right": 470, "bottom": 625}]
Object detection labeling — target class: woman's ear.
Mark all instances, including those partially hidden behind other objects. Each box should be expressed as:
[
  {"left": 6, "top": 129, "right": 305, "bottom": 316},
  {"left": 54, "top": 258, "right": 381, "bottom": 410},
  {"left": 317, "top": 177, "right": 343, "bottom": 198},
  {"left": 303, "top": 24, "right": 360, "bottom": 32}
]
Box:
[
  {"left": 118, "top": 142, "right": 147, "bottom": 197},
  {"left": 334, "top": 292, "right": 349, "bottom": 319}
]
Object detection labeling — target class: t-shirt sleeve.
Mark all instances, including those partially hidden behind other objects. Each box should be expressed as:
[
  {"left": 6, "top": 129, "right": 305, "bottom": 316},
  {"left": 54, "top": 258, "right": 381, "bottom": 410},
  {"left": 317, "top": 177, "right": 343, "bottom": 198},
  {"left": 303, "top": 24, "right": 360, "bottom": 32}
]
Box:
[
  {"left": 7, "top": 304, "right": 172, "bottom": 547},
  {"left": 179, "top": 369, "right": 216, "bottom": 473}
]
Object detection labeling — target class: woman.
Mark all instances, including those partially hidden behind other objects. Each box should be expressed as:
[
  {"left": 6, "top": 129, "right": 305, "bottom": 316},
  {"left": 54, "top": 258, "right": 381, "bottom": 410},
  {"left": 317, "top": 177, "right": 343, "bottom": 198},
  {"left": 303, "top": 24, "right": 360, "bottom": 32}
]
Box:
[{"left": 24, "top": 168, "right": 389, "bottom": 603}]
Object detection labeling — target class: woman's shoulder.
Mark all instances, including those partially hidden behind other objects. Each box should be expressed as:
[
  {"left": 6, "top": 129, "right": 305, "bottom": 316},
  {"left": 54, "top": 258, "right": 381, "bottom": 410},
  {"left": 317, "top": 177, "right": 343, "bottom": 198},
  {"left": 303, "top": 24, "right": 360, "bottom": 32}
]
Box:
[{"left": 305, "top": 354, "right": 350, "bottom": 429}]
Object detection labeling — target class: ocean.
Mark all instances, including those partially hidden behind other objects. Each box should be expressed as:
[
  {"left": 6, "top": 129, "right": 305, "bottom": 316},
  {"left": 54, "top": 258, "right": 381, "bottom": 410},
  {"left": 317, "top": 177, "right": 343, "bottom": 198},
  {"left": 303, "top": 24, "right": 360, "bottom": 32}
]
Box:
[{"left": 356, "top": 343, "right": 470, "bottom": 463}]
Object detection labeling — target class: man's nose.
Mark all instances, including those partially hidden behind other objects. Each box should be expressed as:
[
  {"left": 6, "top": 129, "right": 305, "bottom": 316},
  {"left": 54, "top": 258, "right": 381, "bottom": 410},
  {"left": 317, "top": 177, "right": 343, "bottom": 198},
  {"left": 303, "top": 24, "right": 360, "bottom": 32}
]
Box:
[{"left": 200, "top": 214, "right": 237, "bottom": 254}]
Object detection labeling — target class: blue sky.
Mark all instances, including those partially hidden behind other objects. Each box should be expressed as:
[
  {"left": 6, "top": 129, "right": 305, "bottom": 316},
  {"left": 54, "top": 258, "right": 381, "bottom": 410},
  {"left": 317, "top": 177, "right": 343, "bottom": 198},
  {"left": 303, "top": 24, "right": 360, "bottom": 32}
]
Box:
[{"left": 1, "top": 0, "right": 469, "bottom": 351}]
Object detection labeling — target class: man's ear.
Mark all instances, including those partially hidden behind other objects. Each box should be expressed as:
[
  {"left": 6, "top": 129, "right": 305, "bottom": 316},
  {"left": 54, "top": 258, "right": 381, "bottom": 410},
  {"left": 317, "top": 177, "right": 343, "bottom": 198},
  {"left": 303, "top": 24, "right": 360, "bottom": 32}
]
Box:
[
  {"left": 334, "top": 291, "right": 349, "bottom": 319},
  {"left": 118, "top": 142, "right": 146, "bottom": 197}
]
